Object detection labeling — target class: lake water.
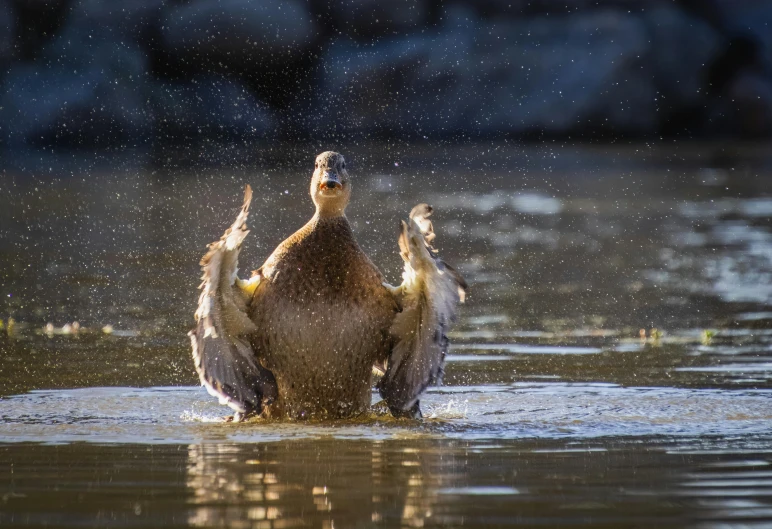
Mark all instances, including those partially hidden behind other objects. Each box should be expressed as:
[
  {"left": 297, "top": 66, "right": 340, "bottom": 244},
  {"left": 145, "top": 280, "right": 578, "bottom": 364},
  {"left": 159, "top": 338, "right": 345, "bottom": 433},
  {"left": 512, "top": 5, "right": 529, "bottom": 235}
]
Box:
[{"left": 1, "top": 142, "right": 771, "bottom": 527}]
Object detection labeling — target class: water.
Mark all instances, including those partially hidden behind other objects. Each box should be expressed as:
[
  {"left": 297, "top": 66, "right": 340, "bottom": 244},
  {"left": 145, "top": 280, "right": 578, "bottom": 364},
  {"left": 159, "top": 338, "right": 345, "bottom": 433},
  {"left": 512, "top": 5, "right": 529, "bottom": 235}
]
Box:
[{"left": 1, "top": 142, "right": 772, "bottom": 527}]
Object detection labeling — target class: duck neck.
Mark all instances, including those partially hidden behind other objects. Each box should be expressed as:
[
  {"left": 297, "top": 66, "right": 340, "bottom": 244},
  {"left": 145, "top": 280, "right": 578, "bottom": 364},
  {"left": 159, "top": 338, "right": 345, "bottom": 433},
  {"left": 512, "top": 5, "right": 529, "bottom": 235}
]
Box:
[
  {"left": 314, "top": 203, "right": 347, "bottom": 220},
  {"left": 308, "top": 210, "right": 353, "bottom": 238}
]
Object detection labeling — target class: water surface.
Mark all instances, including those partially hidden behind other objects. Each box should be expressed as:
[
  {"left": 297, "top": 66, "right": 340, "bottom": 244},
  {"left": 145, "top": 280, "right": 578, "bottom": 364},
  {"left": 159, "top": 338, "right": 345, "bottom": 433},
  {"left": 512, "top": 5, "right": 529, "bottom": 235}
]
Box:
[{"left": 1, "top": 142, "right": 771, "bottom": 527}]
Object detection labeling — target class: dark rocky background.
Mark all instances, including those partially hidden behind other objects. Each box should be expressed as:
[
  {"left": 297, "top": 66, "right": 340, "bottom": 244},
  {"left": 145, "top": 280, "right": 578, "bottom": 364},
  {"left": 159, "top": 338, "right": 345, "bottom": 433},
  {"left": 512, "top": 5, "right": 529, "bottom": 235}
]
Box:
[{"left": 1, "top": 0, "right": 771, "bottom": 148}]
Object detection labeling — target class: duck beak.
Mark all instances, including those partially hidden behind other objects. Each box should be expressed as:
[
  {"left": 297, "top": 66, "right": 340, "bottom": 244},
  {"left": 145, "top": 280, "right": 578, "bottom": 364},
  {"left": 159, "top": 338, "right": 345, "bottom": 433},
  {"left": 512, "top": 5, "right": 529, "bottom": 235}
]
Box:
[{"left": 320, "top": 171, "right": 342, "bottom": 191}]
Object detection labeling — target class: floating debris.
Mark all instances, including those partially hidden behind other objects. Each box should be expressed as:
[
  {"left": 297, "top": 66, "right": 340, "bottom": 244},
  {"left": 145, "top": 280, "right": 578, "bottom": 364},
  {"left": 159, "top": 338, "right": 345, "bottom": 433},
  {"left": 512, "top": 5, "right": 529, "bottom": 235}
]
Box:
[
  {"left": 39, "top": 322, "right": 135, "bottom": 338},
  {"left": 1, "top": 318, "right": 15, "bottom": 337},
  {"left": 701, "top": 329, "right": 716, "bottom": 346},
  {"left": 637, "top": 327, "right": 664, "bottom": 345},
  {"left": 44, "top": 322, "right": 82, "bottom": 336}
]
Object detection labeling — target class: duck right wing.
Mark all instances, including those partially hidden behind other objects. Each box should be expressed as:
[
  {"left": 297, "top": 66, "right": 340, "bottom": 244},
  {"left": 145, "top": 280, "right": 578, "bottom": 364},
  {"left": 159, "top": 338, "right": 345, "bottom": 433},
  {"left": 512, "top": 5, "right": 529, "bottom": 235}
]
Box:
[
  {"left": 188, "top": 185, "right": 277, "bottom": 417},
  {"left": 379, "top": 204, "right": 466, "bottom": 418}
]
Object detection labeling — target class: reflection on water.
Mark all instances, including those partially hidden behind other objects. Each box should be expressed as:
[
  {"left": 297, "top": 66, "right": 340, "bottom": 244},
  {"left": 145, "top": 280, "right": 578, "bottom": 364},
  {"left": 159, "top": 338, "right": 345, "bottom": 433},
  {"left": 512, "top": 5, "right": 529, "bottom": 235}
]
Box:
[
  {"left": 1, "top": 142, "right": 772, "bottom": 526},
  {"left": 185, "top": 442, "right": 441, "bottom": 528},
  {"left": 2, "top": 438, "right": 772, "bottom": 528}
]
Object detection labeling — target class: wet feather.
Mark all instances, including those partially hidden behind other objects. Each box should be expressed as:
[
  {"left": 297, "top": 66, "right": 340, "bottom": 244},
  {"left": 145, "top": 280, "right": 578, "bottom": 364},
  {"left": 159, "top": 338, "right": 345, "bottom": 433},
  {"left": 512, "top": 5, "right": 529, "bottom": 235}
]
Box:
[
  {"left": 379, "top": 204, "right": 466, "bottom": 415},
  {"left": 189, "top": 185, "right": 277, "bottom": 414}
]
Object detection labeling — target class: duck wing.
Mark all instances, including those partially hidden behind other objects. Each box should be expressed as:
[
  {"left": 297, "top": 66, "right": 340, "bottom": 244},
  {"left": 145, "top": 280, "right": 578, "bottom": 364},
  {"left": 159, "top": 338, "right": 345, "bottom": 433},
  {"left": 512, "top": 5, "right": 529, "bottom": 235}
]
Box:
[
  {"left": 188, "top": 185, "right": 277, "bottom": 416},
  {"left": 379, "top": 204, "right": 466, "bottom": 418}
]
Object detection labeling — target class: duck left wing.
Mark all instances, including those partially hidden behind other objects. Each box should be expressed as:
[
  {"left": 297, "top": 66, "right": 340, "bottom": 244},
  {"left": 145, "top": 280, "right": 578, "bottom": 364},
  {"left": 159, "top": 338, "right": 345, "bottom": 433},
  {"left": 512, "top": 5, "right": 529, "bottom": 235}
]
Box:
[
  {"left": 189, "top": 185, "right": 277, "bottom": 417},
  {"left": 380, "top": 204, "right": 466, "bottom": 418}
]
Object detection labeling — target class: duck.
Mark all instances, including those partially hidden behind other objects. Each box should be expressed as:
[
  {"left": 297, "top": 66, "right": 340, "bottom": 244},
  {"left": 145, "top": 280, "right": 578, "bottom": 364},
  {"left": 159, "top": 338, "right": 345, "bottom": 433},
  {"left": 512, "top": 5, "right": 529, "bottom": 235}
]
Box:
[{"left": 189, "top": 151, "right": 466, "bottom": 421}]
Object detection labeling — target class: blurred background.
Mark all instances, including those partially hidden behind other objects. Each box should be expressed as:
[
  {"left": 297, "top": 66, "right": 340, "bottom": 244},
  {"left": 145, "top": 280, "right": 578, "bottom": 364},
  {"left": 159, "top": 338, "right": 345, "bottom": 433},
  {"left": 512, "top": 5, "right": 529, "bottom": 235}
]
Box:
[{"left": 1, "top": 0, "right": 772, "bottom": 147}]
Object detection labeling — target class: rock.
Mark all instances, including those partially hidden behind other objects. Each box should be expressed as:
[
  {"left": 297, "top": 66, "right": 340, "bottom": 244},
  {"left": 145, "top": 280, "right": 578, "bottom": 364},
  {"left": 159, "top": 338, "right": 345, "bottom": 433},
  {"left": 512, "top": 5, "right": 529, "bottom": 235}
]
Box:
[
  {"left": 65, "top": 0, "right": 166, "bottom": 47},
  {"left": 641, "top": 6, "right": 722, "bottom": 122},
  {"left": 161, "top": 0, "right": 320, "bottom": 64},
  {"left": 0, "top": 34, "right": 151, "bottom": 146},
  {"left": 10, "top": 0, "right": 69, "bottom": 10},
  {"left": 0, "top": 0, "right": 14, "bottom": 70},
  {"left": 309, "top": 7, "right": 658, "bottom": 138},
  {"left": 10, "top": 0, "right": 70, "bottom": 60},
  {"left": 313, "top": 0, "right": 431, "bottom": 39},
  {"left": 0, "top": 0, "right": 281, "bottom": 147},
  {"left": 677, "top": 0, "right": 772, "bottom": 137},
  {"left": 711, "top": 1, "right": 772, "bottom": 71},
  {"left": 0, "top": 0, "right": 173, "bottom": 146},
  {"left": 709, "top": 71, "right": 772, "bottom": 138},
  {"left": 729, "top": 71, "right": 772, "bottom": 137},
  {"left": 459, "top": 0, "right": 669, "bottom": 17},
  {"left": 149, "top": 76, "right": 274, "bottom": 141}
]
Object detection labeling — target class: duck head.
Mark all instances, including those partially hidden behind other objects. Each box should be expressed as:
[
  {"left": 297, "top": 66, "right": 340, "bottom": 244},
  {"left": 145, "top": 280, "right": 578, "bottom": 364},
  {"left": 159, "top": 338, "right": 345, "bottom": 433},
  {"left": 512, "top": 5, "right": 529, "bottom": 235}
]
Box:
[{"left": 311, "top": 151, "right": 351, "bottom": 218}]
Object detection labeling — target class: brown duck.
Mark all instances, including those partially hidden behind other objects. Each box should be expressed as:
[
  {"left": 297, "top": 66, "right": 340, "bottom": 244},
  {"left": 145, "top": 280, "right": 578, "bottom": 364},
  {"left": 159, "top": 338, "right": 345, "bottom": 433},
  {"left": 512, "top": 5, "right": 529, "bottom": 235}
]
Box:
[{"left": 189, "top": 151, "right": 466, "bottom": 420}]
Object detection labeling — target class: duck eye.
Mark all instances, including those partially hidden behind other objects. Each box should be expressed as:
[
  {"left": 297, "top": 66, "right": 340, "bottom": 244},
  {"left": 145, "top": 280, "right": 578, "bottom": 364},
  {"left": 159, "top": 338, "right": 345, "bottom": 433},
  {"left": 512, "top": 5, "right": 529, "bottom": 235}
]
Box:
[{"left": 315, "top": 162, "right": 318, "bottom": 169}]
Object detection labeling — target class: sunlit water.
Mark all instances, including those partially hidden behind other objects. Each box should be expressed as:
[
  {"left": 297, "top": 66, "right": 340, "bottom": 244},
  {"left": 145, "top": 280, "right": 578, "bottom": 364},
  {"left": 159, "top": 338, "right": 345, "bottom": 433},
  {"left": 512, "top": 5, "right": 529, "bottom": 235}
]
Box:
[{"left": 1, "top": 142, "right": 772, "bottom": 527}]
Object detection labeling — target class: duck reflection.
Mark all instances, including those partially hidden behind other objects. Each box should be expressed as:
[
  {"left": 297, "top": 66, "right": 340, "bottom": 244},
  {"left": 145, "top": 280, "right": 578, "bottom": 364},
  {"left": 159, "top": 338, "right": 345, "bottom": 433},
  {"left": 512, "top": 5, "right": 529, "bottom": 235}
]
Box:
[{"left": 185, "top": 439, "right": 451, "bottom": 528}]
